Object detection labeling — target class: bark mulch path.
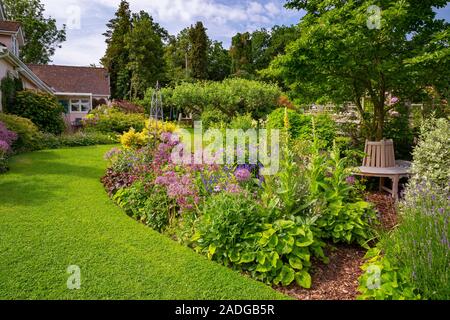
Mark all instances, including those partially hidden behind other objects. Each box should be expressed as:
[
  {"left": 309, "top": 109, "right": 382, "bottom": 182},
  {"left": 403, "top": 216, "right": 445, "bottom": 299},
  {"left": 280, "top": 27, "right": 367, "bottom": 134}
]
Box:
[{"left": 276, "top": 192, "right": 397, "bottom": 300}]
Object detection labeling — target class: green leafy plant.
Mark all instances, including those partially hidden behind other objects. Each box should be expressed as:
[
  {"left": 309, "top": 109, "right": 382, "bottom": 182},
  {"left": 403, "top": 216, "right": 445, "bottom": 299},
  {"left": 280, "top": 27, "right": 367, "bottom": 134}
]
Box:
[
  {"left": 200, "top": 108, "right": 228, "bottom": 129},
  {"left": 11, "top": 90, "right": 65, "bottom": 134},
  {"left": 409, "top": 117, "right": 450, "bottom": 189},
  {"left": 83, "top": 105, "right": 146, "bottom": 134},
  {"left": 113, "top": 181, "right": 174, "bottom": 232},
  {"left": 308, "top": 141, "right": 376, "bottom": 246},
  {"left": 267, "top": 109, "right": 336, "bottom": 148},
  {"left": 241, "top": 219, "right": 327, "bottom": 288},
  {"left": 229, "top": 113, "right": 256, "bottom": 130},
  {"left": 0, "top": 113, "right": 44, "bottom": 152},
  {"left": 1, "top": 74, "right": 23, "bottom": 112},
  {"left": 191, "top": 193, "right": 327, "bottom": 288},
  {"left": 358, "top": 247, "right": 421, "bottom": 300}
]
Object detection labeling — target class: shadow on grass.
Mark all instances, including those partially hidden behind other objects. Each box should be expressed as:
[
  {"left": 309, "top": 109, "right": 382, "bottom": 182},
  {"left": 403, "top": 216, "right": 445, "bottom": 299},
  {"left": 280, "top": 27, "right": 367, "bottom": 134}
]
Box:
[{"left": 1, "top": 149, "right": 108, "bottom": 207}]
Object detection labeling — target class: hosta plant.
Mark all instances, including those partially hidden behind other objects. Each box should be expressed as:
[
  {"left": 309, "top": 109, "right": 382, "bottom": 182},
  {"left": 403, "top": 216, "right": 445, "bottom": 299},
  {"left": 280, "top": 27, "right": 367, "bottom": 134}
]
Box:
[{"left": 358, "top": 247, "right": 421, "bottom": 300}]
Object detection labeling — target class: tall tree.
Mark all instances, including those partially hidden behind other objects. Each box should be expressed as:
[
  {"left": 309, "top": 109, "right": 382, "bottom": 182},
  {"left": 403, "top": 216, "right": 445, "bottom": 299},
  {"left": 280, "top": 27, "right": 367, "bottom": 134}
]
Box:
[
  {"left": 188, "top": 21, "right": 209, "bottom": 80},
  {"left": 164, "top": 28, "right": 192, "bottom": 84},
  {"left": 126, "top": 11, "right": 166, "bottom": 99},
  {"left": 3, "top": 0, "right": 66, "bottom": 64},
  {"left": 101, "top": 0, "right": 132, "bottom": 99},
  {"left": 207, "top": 41, "right": 231, "bottom": 81},
  {"left": 230, "top": 32, "right": 253, "bottom": 77},
  {"left": 267, "top": 0, "right": 449, "bottom": 140},
  {"left": 251, "top": 29, "right": 271, "bottom": 72}
]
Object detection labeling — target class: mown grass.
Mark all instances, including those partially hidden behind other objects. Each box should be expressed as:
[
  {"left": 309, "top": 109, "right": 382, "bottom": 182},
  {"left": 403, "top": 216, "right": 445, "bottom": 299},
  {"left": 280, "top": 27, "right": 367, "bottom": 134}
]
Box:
[{"left": 0, "top": 145, "right": 286, "bottom": 300}]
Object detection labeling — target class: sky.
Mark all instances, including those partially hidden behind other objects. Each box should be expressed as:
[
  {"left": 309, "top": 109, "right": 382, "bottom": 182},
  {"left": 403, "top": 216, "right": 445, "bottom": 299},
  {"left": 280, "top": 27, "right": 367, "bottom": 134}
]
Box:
[{"left": 40, "top": 0, "right": 450, "bottom": 67}]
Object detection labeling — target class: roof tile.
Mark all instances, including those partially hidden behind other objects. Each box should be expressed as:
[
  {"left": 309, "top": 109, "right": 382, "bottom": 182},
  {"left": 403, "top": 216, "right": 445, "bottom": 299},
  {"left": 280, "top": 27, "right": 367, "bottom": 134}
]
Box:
[{"left": 27, "top": 64, "right": 110, "bottom": 96}]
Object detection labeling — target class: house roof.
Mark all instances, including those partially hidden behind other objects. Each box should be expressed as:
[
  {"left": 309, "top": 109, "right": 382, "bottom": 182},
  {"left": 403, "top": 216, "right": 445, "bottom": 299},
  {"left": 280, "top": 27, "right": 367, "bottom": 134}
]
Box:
[
  {"left": 27, "top": 64, "right": 110, "bottom": 96},
  {"left": 0, "top": 21, "right": 21, "bottom": 32}
]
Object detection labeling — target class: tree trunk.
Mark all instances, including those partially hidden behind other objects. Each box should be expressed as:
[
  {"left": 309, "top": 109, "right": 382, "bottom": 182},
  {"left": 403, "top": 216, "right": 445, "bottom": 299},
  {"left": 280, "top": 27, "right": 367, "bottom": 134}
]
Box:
[{"left": 375, "top": 102, "right": 384, "bottom": 141}]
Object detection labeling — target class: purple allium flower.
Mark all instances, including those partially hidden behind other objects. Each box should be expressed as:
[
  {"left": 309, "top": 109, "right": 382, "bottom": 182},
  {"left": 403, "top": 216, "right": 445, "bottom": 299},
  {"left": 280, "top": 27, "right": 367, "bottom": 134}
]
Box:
[
  {"left": 234, "top": 168, "right": 251, "bottom": 182},
  {"left": 346, "top": 175, "right": 356, "bottom": 185}
]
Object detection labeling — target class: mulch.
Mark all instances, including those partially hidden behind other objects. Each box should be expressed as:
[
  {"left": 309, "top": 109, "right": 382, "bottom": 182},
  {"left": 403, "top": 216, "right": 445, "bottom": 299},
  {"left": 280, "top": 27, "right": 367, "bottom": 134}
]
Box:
[{"left": 275, "top": 191, "right": 398, "bottom": 300}]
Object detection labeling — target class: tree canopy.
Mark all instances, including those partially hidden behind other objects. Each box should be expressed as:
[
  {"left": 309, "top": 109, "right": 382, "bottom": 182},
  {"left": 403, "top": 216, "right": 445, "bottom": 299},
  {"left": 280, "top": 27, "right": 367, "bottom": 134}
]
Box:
[
  {"left": 3, "top": 0, "right": 66, "bottom": 64},
  {"left": 265, "top": 0, "right": 449, "bottom": 140},
  {"left": 189, "top": 22, "right": 209, "bottom": 80}
]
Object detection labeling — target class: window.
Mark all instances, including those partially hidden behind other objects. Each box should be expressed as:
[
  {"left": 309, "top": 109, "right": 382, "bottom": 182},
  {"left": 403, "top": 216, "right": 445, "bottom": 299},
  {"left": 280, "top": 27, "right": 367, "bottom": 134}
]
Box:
[
  {"left": 70, "top": 99, "right": 90, "bottom": 113},
  {"left": 11, "top": 35, "right": 18, "bottom": 56}
]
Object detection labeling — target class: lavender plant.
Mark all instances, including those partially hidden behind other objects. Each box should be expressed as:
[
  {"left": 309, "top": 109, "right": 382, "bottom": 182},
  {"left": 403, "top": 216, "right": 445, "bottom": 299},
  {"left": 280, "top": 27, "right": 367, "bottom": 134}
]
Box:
[{"left": 383, "top": 182, "right": 450, "bottom": 299}]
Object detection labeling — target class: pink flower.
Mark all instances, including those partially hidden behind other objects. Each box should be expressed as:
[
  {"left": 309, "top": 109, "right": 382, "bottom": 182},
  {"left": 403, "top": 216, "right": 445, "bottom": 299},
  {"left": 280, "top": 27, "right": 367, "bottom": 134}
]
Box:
[
  {"left": 235, "top": 168, "right": 251, "bottom": 182},
  {"left": 0, "top": 140, "right": 10, "bottom": 153}
]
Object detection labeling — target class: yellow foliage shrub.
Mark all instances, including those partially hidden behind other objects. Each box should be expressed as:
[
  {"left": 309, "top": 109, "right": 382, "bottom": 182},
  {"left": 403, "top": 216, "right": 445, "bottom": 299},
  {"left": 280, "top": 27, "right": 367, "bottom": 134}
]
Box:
[
  {"left": 119, "top": 121, "right": 178, "bottom": 149},
  {"left": 120, "top": 128, "right": 148, "bottom": 149}
]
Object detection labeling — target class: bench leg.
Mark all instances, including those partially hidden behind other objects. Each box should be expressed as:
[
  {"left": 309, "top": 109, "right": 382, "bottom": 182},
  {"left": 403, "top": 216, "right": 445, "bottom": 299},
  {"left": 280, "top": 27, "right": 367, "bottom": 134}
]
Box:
[
  {"left": 391, "top": 176, "right": 400, "bottom": 201},
  {"left": 379, "top": 177, "right": 385, "bottom": 192}
]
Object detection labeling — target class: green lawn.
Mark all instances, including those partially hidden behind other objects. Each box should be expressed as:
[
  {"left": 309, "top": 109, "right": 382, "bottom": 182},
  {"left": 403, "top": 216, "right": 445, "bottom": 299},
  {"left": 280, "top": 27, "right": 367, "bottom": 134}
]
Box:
[{"left": 0, "top": 146, "right": 286, "bottom": 300}]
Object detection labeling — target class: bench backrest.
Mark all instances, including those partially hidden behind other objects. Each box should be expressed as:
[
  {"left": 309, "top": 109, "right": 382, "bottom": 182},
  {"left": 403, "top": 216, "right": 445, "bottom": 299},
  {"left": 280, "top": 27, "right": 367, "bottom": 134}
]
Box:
[{"left": 363, "top": 139, "right": 396, "bottom": 168}]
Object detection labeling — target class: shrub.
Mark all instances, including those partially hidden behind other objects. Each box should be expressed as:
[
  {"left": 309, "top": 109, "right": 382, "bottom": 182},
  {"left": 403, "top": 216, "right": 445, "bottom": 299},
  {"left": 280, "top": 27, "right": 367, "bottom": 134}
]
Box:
[
  {"left": 267, "top": 109, "right": 336, "bottom": 148},
  {"left": 119, "top": 120, "right": 178, "bottom": 149},
  {"left": 0, "top": 146, "right": 8, "bottom": 173},
  {"left": 101, "top": 168, "right": 137, "bottom": 196},
  {"left": 384, "top": 105, "right": 416, "bottom": 160},
  {"left": 201, "top": 108, "right": 228, "bottom": 129},
  {"left": 145, "top": 79, "right": 283, "bottom": 120},
  {"left": 11, "top": 91, "right": 65, "bottom": 134},
  {"left": 358, "top": 247, "right": 421, "bottom": 300},
  {"left": 113, "top": 182, "right": 173, "bottom": 232},
  {"left": 409, "top": 118, "right": 449, "bottom": 189},
  {"left": 120, "top": 128, "right": 147, "bottom": 149},
  {"left": 83, "top": 105, "right": 146, "bottom": 134},
  {"left": 229, "top": 113, "right": 256, "bottom": 130},
  {"left": 0, "top": 113, "right": 44, "bottom": 152},
  {"left": 1, "top": 74, "right": 23, "bottom": 113},
  {"left": 0, "top": 121, "right": 18, "bottom": 149},
  {"left": 41, "top": 131, "right": 116, "bottom": 149},
  {"left": 111, "top": 100, "right": 145, "bottom": 114}
]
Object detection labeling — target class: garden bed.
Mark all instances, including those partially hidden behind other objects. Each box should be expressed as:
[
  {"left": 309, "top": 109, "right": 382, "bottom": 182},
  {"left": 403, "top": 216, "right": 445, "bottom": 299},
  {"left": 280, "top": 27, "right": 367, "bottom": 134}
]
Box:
[{"left": 276, "top": 191, "right": 398, "bottom": 300}]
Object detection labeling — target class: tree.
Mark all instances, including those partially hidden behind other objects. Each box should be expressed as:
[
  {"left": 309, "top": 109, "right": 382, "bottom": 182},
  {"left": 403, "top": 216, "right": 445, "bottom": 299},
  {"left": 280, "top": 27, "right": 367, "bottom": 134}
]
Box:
[
  {"left": 101, "top": 0, "right": 132, "bottom": 99},
  {"left": 164, "top": 28, "right": 192, "bottom": 84},
  {"left": 188, "top": 21, "right": 209, "bottom": 80},
  {"left": 266, "top": 25, "right": 298, "bottom": 60},
  {"left": 126, "top": 11, "right": 166, "bottom": 99},
  {"left": 267, "top": 0, "right": 449, "bottom": 140},
  {"left": 251, "top": 29, "right": 271, "bottom": 72},
  {"left": 3, "top": 0, "right": 66, "bottom": 64},
  {"left": 230, "top": 32, "right": 253, "bottom": 77},
  {"left": 207, "top": 41, "right": 231, "bottom": 81}
]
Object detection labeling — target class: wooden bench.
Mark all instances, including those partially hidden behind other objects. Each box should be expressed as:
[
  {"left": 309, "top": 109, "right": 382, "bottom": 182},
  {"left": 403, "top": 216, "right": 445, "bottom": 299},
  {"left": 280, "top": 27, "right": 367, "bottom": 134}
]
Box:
[{"left": 354, "top": 140, "right": 411, "bottom": 200}]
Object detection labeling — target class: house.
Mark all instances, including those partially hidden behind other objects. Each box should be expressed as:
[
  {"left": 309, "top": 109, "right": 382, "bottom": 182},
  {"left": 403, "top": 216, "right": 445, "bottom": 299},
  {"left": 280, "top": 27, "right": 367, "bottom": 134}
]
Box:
[
  {"left": 0, "top": 3, "right": 110, "bottom": 124},
  {"left": 27, "top": 64, "right": 111, "bottom": 123}
]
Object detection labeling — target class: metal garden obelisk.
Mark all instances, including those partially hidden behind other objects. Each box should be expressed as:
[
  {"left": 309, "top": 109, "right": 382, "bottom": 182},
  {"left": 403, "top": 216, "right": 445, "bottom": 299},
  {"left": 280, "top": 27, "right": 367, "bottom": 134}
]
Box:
[{"left": 149, "top": 81, "right": 164, "bottom": 146}]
